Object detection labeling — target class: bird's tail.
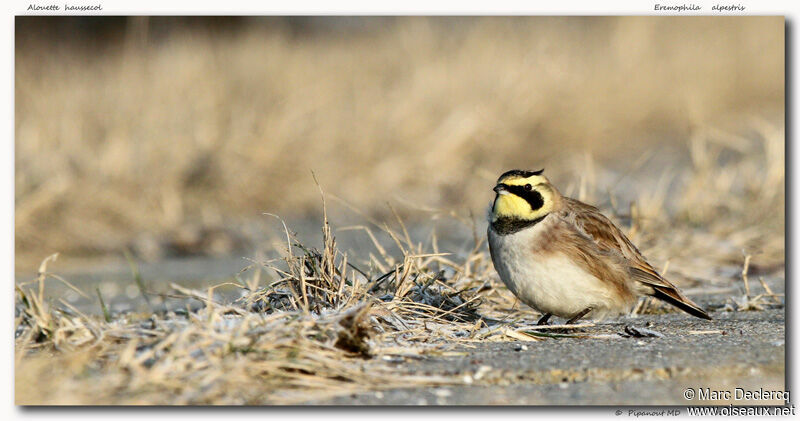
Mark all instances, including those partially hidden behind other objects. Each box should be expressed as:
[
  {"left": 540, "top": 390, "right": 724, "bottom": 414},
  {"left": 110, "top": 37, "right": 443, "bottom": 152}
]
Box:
[{"left": 651, "top": 285, "right": 712, "bottom": 320}]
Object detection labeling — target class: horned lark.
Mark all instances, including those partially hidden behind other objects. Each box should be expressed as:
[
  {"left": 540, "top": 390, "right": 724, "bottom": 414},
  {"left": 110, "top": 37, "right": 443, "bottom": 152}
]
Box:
[{"left": 487, "top": 169, "right": 711, "bottom": 324}]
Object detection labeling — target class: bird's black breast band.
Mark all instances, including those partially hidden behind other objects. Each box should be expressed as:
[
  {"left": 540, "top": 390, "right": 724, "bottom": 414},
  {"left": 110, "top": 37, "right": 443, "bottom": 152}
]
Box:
[{"left": 491, "top": 215, "right": 547, "bottom": 235}]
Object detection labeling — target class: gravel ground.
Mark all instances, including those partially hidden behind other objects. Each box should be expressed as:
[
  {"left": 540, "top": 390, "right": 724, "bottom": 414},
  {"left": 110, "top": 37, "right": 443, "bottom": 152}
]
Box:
[{"left": 312, "top": 309, "right": 786, "bottom": 405}]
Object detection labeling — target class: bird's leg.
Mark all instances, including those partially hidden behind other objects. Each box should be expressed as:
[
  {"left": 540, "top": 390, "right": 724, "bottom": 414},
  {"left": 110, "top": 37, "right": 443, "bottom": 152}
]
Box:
[
  {"left": 536, "top": 313, "right": 552, "bottom": 325},
  {"left": 566, "top": 307, "right": 592, "bottom": 324}
]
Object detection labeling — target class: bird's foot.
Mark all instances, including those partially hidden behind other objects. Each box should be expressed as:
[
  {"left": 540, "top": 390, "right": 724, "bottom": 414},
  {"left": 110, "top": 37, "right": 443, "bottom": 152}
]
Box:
[
  {"left": 566, "top": 307, "right": 592, "bottom": 325},
  {"left": 536, "top": 313, "right": 552, "bottom": 326}
]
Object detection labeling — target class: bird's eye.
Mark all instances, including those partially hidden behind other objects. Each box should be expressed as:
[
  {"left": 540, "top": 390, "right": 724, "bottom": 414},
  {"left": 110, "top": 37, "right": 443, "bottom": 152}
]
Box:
[{"left": 524, "top": 184, "right": 532, "bottom": 191}]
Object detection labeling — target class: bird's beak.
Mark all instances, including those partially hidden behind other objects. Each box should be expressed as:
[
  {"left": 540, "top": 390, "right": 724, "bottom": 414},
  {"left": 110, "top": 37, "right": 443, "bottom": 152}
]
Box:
[{"left": 493, "top": 184, "right": 509, "bottom": 194}]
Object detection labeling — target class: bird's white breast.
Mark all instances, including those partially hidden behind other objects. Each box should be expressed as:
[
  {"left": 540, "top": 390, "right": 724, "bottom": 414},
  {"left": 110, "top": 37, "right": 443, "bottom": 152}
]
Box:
[{"left": 488, "top": 217, "right": 630, "bottom": 319}]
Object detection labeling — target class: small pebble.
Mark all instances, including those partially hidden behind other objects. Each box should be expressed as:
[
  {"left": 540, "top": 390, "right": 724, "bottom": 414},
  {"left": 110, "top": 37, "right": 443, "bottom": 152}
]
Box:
[
  {"left": 474, "top": 365, "right": 492, "bottom": 380},
  {"left": 434, "top": 388, "right": 452, "bottom": 397},
  {"left": 623, "top": 325, "right": 664, "bottom": 338}
]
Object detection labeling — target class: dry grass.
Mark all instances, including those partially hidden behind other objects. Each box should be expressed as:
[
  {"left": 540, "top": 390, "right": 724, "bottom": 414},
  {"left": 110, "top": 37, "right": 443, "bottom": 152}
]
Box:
[
  {"left": 14, "top": 197, "right": 533, "bottom": 404},
  {"left": 14, "top": 16, "right": 784, "bottom": 269}
]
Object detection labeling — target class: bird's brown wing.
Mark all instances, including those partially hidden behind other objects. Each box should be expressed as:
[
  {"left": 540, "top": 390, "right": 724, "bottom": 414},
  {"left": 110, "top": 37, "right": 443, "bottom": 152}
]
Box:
[
  {"left": 562, "top": 198, "right": 656, "bottom": 271},
  {"left": 562, "top": 198, "right": 711, "bottom": 319}
]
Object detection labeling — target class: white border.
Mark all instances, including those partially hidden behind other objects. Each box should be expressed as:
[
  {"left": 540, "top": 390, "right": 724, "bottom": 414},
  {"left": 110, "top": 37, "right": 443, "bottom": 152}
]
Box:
[
  {"left": 4, "top": 1, "right": 795, "bottom": 420},
  {"left": 7, "top": 1, "right": 794, "bottom": 15}
]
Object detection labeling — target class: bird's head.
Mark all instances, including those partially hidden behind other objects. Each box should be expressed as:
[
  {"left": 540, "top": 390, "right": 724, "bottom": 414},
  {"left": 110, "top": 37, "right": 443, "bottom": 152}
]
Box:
[{"left": 491, "top": 169, "right": 560, "bottom": 222}]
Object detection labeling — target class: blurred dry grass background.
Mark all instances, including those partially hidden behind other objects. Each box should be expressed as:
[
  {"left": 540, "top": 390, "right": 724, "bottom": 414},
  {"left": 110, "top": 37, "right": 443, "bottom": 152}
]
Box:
[
  {"left": 14, "top": 16, "right": 786, "bottom": 405},
  {"left": 15, "top": 16, "right": 784, "bottom": 271}
]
